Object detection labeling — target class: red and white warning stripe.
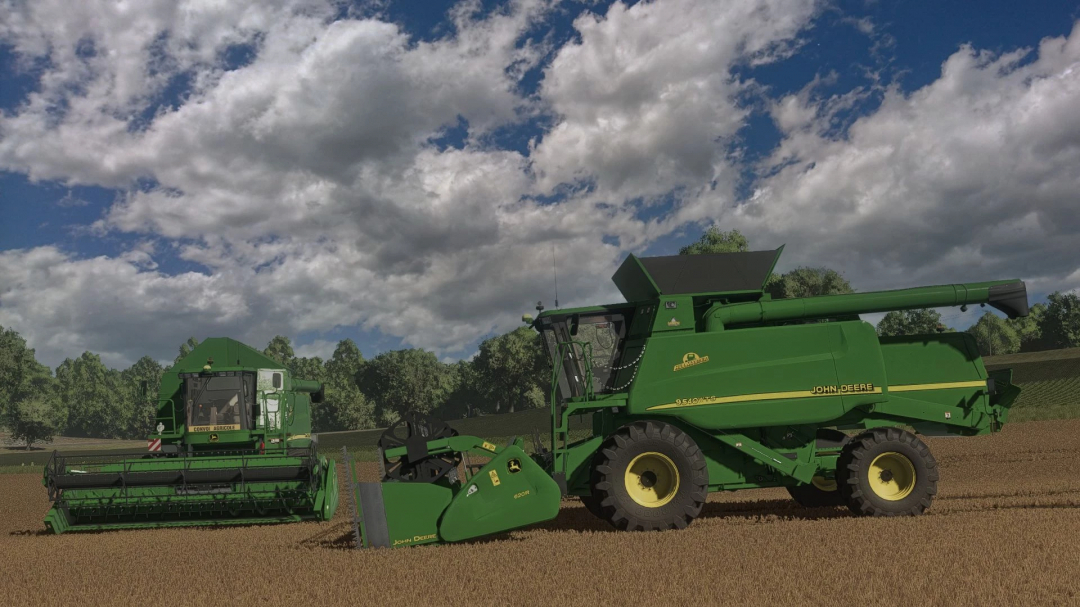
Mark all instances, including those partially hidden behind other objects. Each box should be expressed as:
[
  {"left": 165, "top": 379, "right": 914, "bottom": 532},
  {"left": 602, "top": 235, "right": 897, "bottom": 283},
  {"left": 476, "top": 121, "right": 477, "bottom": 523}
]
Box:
[{"left": 148, "top": 438, "right": 162, "bottom": 451}]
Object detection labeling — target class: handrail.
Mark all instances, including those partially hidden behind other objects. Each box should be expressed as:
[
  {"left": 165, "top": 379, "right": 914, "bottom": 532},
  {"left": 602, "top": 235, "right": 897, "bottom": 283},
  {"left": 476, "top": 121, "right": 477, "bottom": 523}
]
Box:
[{"left": 549, "top": 340, "right": 595, "bottom": 474}]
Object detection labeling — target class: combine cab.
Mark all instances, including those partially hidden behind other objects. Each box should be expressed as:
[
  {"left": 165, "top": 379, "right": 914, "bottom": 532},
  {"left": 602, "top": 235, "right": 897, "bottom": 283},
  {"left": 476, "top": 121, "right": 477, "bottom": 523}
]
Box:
[
  {"left": 42, "top": 338, "right": 339, "bottom": 533},
  {"left": 341, "top": 248, "right": 1026, "bottom": 547}
]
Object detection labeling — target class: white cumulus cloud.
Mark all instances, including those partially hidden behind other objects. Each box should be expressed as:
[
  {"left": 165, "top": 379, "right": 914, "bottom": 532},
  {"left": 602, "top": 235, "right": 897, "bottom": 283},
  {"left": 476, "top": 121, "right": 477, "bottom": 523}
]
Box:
[{"left": 2, "top": 0, "right": 1077, "bottom": 369}]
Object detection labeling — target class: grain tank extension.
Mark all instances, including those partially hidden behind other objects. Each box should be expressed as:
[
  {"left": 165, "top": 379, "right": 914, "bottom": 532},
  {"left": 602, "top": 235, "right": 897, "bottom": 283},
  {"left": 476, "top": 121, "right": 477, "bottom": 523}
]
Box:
[
  {"left": 42, "top": 338, "right": 338, "bottom": 533},
  {"left": 343, "top": 247, "right": 1027, "bottom": 546}
]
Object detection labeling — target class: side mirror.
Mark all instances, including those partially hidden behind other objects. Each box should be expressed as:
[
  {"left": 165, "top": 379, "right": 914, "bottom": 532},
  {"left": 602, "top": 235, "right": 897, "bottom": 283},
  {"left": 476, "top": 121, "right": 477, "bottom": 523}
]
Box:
[{"left": 272, "top": 372, "right": 282, "bottom": 389}]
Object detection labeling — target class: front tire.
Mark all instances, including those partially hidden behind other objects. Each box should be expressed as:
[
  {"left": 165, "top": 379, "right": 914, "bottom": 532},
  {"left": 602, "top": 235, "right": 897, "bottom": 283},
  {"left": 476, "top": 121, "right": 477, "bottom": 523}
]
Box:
[
  {"left": 838, "top": 427, "right": 938, "bottom": 516},
  {"left": 590, "top": 420, "right": 708, "bottom": 531}
]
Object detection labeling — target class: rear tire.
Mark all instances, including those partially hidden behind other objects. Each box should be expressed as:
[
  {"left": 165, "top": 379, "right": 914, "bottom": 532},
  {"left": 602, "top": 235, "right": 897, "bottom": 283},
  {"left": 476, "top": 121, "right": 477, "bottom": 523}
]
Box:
[
  {"left": 590, "top": 420, "right": 708, "bottom": 531},
  {"left": 838, "top": 427, "right": 938, "bottom": 516}
]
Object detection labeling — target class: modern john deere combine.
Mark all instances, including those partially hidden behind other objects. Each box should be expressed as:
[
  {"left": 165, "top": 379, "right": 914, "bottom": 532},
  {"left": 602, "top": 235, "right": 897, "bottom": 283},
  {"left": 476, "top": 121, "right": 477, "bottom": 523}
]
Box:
[
  {"left": 342, "top": 247, "right": 1027, "bottom": 548},
  {"left": 42, "top": 338, "right": 338, "bottom": 533}
]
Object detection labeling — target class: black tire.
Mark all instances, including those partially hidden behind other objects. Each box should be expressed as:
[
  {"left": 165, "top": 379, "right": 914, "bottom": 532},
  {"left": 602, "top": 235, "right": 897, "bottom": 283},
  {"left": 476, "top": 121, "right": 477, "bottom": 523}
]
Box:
[
  {"left": 838, "top": 427, "right": 938, "bottom": 516},
  {"left": 590, "top": 420, "right": 708, "bottom": 531}
]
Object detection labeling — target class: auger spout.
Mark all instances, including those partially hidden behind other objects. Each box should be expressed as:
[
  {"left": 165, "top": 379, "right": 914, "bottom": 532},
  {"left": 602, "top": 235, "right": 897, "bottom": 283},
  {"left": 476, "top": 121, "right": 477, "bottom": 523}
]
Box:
[{"left": 705, "top": 280, "right": 1028, "bottom": 331}]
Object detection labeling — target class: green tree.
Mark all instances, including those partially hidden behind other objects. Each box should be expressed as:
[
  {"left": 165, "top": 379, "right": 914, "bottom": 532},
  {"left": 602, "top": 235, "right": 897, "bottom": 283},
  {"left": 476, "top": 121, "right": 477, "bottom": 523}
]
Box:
[
  {"left": 1039, "top": 291, "right": 1080, "bottom": 350},
  {"left": 120, "top": 356, "right": 164, "bottom": 439},
  {"left": 55, "top": 352, "right": 129, "bottom": 438},
  {"left": 766, "top": 267, "right": 854, "bottom": 299},
  {"left": 3, "top": 398, "right": 54, "bottom": 449},
  {"left": 470, "top": 327, "right": 547, "bottom": 414},
  {"left": 320, "top": 380, "right": 375, "bottom": 431},
  {"left": 314, "top": 339, "right": 374, "bottom": 432},
  {"left": 967, "top": 312, "right": 1020, "bottom": 356},
  {"left": 288, "top": 356, "right": 327, "bottom": 385},
  {"left": 678, "top": 227, "right": 749, "bottom": 255},
  {"left": 440, "top": 361, "right": 485, "bottom": 419},
  {"left": 357, "top": 349, "right": 457, "bottom": 423},
  {"left": 263, "top": 335, "right": 295, "bottom": 367},
  {"left": 1007, "top": 302, "right": 1046, "bottom": 352},
  {"left": 876, "top": 309, "right": 946, "bottom": 337},
  {"left": 174, "top": 337, "right": 201, "bottom": 365},
  {"left": 0, "top": 325, "right": 55, "bottom": 424}
]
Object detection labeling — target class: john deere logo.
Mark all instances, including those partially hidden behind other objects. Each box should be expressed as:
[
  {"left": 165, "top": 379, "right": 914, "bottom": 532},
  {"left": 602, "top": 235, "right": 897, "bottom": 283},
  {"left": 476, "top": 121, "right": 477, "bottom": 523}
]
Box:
[
  {"left": 674, "top": 352, "right": 710, "bottom": 372},
  {"left": 507, "top": 459, "right": 522, "bottom": 474},
  {"left": 209, "top": 433, "right": 219, "bottom": 443}
]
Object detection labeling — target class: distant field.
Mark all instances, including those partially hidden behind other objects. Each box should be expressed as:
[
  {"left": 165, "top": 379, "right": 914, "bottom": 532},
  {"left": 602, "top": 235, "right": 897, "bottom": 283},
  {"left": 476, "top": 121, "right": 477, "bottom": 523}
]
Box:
[
  {"left": 0, "top": 434, "right": 147, "bottom": 470},
  {"left": 985, "top": 347, "right": 1080, "bottom": 422}
]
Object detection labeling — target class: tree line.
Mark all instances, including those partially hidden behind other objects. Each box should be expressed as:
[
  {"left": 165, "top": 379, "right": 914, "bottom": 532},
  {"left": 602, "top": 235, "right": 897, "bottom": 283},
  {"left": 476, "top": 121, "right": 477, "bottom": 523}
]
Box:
[
  {"left": 2, "top": 227, "right": 1078, "bottom": 447},
  {"left": 0, "top": 326, "right": 548, "bottom": 448}
]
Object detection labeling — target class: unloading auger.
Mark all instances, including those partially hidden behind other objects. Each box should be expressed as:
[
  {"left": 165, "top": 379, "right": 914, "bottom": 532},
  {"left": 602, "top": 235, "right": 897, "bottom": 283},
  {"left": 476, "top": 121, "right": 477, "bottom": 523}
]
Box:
[
  {"left": 342, "top": 247, "right": 1027, "bottom": 548},
  {"left": 42, "top": 338, "right": 338, "bottom": 533}
]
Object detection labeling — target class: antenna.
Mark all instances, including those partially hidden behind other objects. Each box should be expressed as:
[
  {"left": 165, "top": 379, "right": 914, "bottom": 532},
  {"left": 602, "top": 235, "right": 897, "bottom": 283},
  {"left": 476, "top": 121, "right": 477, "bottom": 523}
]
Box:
[{"left": 552, "top": 243, "right": 559, "bottom": 309}]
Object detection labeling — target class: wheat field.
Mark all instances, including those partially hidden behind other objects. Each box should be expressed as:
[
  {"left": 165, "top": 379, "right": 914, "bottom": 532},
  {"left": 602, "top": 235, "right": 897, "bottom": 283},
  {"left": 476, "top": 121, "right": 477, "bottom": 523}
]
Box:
[{"left": 2, "top": 419, "right": 1079, "bottom": 606}]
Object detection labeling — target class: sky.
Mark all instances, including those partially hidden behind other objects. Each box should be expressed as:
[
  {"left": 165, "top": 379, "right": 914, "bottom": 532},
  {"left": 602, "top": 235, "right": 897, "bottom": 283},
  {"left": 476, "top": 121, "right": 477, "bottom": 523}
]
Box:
[{"left": 1, "top": 0, "right": 1079, "bottom": 369}]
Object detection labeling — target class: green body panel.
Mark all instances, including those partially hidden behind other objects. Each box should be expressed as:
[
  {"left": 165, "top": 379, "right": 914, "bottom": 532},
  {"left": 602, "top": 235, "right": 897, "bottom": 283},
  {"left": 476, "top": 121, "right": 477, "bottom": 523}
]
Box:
[
  {"left": 535, "top": 250, "right": 1026, "bottom": 498},
  {"left": 42, "top": 337, "right": 338, "bottom": 534},
  {"left": 345, "top": 438, "right": 561, "bottom": 548},
  {"left": 439, "top": 444, "right": 562, "bottom": 543},
  {"left": 378, "top": 483, "right": 454, "bottom": 548}
]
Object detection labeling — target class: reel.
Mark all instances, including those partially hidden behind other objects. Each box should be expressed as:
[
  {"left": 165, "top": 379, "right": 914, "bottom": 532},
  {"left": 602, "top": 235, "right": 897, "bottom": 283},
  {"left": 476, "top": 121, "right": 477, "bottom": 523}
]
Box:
[{"left": 378, "top": 411, "right": 461, "bottom": 484}]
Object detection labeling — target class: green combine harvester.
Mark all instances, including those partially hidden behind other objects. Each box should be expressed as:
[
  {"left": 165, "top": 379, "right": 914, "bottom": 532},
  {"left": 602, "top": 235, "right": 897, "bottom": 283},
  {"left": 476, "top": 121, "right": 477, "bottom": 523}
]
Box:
[
  {"left": 42, "top": 338, "right": 339, "bottom": 533},
  {"left": 342, "top": 247, "right": 1027, "bottom": 547}
]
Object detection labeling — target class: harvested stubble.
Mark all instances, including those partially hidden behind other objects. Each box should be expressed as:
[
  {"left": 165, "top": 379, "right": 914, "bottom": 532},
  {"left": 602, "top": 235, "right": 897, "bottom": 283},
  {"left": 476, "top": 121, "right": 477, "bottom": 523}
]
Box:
[{"left": 2, "top": 420, "right": 1079, "bottom": 607}]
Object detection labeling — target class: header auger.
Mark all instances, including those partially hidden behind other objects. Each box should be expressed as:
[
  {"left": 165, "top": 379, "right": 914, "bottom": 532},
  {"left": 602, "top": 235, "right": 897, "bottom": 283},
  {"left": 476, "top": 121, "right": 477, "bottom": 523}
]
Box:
[
  {"left": 342, "top": 247, "right": 1026, "bottom": 547},
  {"left": 42, "top": 338, "right": 338, "bottom": 533}
]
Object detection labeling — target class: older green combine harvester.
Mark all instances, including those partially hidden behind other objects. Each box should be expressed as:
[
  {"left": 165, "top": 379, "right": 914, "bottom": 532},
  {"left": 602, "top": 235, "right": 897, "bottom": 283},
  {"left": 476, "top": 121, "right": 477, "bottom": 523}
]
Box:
[
  {"left": 42, "top": 338, "right": 338, "bottom": 533},
  {"left": 342, "top": 247, "right": 1027, "bottom": 548}
]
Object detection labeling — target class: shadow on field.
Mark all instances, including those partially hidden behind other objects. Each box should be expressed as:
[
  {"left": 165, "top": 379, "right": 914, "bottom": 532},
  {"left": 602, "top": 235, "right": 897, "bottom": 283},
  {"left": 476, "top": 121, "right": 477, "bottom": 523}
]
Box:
[
  {"left": 298, "top": 521, "right": 356, "bottom": 550},
  {"left": 699, "top": 499, "right": 853, "bottom": 522},
  {"left": 938, "top": 488, "right": 1080, "bottom": 501},
  {"left": 9, "top": 528, "right": 50, "bottom": 537}
]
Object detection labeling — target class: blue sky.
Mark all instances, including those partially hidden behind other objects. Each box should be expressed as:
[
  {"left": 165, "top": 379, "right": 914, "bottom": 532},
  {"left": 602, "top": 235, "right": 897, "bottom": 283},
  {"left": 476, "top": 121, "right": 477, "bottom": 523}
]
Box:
[{"left": 1, "top": 0, "right": 1079, "bottom": 369}]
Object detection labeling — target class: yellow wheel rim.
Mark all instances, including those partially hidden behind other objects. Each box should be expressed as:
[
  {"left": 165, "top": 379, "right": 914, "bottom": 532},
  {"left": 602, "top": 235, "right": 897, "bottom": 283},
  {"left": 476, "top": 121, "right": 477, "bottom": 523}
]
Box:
[
  {"left": 811, "top": 475, "right": 837, "bottom": 492},
  {"left": 868, "top": 452, "right": 916, "bottom": 501},
  {"left": 624, "top": 452, "right": 680, "bottom": 508}
]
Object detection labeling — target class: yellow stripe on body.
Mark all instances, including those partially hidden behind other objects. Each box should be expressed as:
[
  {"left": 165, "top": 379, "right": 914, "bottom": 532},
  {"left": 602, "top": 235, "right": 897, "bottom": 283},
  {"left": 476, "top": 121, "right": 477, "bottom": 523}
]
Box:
[
  {"left": 647, "top": 379, "right": 986, "bottom": 411},
  {"left": 287, "top": 434, "right": 311, "bottom": 441},
  {"left": 888, "top": 380, "right": 987, "bottom": 392},
  {"left": 647, "top": 388, "right": 883, "bottom": 411}
]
